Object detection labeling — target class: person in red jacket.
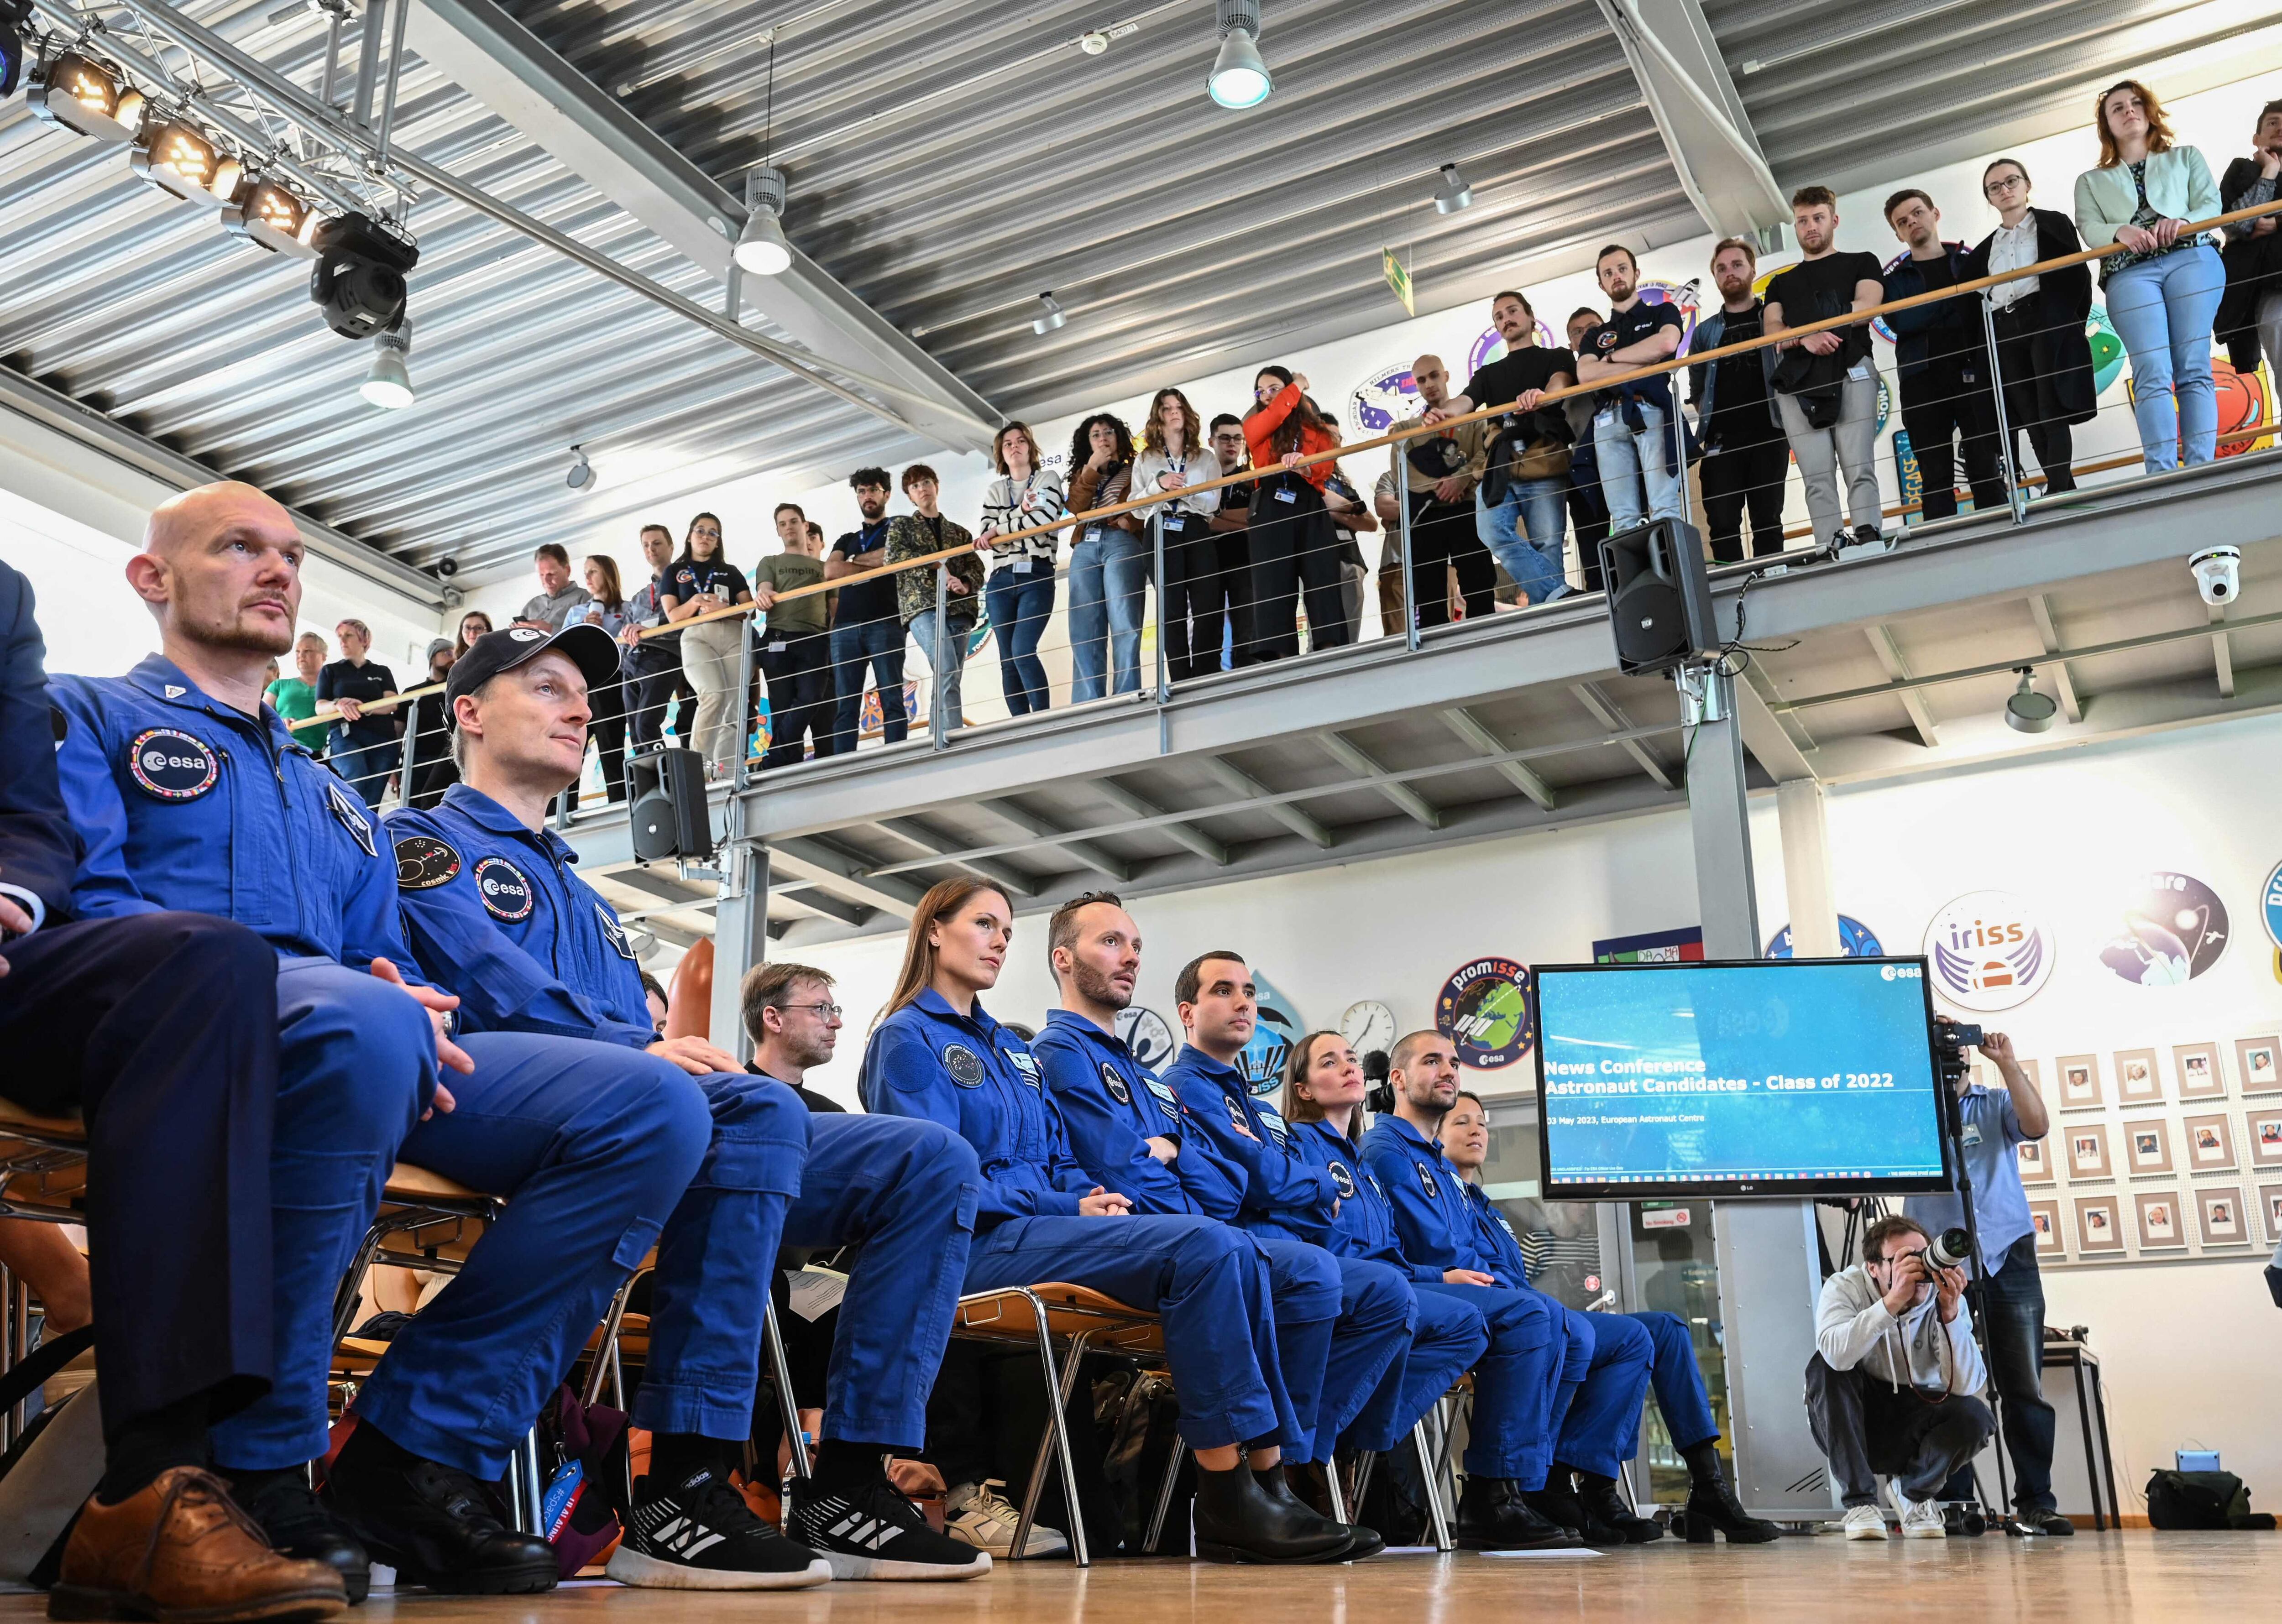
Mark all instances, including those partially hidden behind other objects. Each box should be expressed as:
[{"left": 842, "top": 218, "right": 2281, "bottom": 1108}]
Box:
[{"left": 1242, "top": 367, "right": 1349, "bottom": 662}]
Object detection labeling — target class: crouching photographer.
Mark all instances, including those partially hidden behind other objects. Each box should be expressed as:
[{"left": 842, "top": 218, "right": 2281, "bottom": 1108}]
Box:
[{"left": 1806, "top": 1216, "right": 1994, "bottom": 1540}]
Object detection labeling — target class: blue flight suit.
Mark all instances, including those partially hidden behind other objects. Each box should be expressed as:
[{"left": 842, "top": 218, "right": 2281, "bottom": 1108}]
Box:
[
  {"left": 1363, "top": 1116, "right": 1653, "bottom": 1481},
  {"left": 1157, "top": 1046, "right": 1414, "bottom": 1464},
  {"left": 1031, "top": 1013, "right": 1342, "bottom": 1457},
  {"left": 1462, "top": 1180, "right": 1717, "bottom": 1459},
  {"left": 386, "top": 785, "right": 979, "bottom": 1454},
  {"left": 1288, "top": 1119, "right": 1488, "bottom": 1453},
  {"left": 862, "top": 992, "right": 1288, "bottom": 1451},
  {"left": 50, "top": 655, "right": 454, "bottom": 1473}
]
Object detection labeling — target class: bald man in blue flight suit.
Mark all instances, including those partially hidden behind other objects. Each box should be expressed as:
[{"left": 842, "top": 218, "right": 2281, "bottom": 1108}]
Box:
[
  {"left": 382, "top": 623, "right": 988, "bottom": 1585},
  {"left": 1027, "top": 898, "right": 1409, "bottom": 1517},
  {"left": 49, "top": 482, "right": 709, "bottom": 1601},
  {"left": 1362, "top": 1029, "right": 1660, "bottom": 1545}
]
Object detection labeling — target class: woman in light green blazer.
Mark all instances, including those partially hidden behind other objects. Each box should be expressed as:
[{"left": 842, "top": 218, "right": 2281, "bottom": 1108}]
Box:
[{"left": 2074, "top": 78, "right": 2225, "bottom": 472}]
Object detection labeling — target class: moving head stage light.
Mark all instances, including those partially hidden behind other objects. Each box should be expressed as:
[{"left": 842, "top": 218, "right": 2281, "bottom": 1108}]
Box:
[{"left": 309, "top": 211, "right": 419, "bottom": 339}]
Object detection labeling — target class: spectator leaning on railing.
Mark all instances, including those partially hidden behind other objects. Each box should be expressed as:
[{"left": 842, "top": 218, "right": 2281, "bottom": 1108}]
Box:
[
  {"left": 266, "top": 630, "right": 331, "bottom": 752},
  {"left": 1130, "top": 388, "right": 1224, "bottom": 684},
  {"left": 1388, "top": 354, "right": 1493, "bottom": 626},
  {"left": 573, "top": 554, "right": 633, "bottom": 801},
  {"left": 976, "top": 422, "right": 1066, "bottom": 717},
  {"left": 1575, "top": 245, "right": 1689, "bottom": 538},
  {"left": 2074, "top": 78, "right": 2224, "bottom": 475},
  {"left": 825, "top": 468, "right": 908, "bottom": 756},
  {"left": 1562, "top": 308, "right": 1610, "bottom": 590},
  {"left": 516, "top": 542, "right": 591, "bottom": 632},
  {"left": 2216, "top": 99, "right": 2282, "bottom": 379},
  {"left": 1064, "top": 413, "right": 1148, "bottom": 702},
  {"left": 621, "top": 524, "right": 684, "bottom": 753},
  {"left": 1243, "top": 366, "right": 1351, "bottom": 661},
  {"left": 659, "top": 511, "right": 753, "bottom": 778},
  {"left": 1765, "top": 186, "right": 1889, "bottom": 555},
  {"left": 750, "top": 505, "right": 837, "bottom": 768},
  {"left": 1882, "top": 189, "right": 2007, "bottom": 522},
  {"left": 1965, "top": 158, "right": 2096, "bottom": 497},
  {"left": 1690, "top": 238, "right": 1788, "bottom": 563},
  {"left": 316, "top": 616, "right": 399, "bottom": 809},
  {"left": 1204, "top": 413, "right": 1257, "bottom": 670},
  {"left": 888, "top": 464, "right": 981, "bottom": 733}
]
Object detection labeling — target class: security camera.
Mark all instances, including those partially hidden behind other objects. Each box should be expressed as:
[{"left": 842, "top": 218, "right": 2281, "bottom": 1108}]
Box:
[{"left": 2189, "top": 544, "right": 2240, "bottom": 606}]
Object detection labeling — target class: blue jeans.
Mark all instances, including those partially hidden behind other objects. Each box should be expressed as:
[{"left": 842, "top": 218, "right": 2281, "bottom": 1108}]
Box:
[
  {"left": 983, "top": 565, "right": 1056, "bottom": 716},
  {"left": 908, "top": 608, "right": 969, "bottom": 731},
  {"left": 1068, "top": 528, "right": 1150, "bottom": 700},
  {"left": 828, "top": 615, "right": 906, "bottom": 756},
  {"left": 2105, "top": 244, "right": 2224, "bottom": 472},
  {"left": 1593, "top": 398, "right": 1685, "bottom": 531},
  {"left": 1476, "top": 477, "right": 1572, "bottom": 603}
]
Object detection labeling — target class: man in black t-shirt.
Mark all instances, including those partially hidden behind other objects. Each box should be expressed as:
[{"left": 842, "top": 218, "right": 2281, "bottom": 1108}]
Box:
[
  {"left": 315, "top": 616, "right": 398, "bottom": 808},
  {"left": 1575, "top": 245, "right": 1688, "bottom": 538},
  {"left": 1883, "top": 190, "right": 2007, "bottom": 523},
  {"left": 1764, "top": 186, "right": 1889, "bottom": 552},
  {"left": 823, "top": 467, "right": 906, "bottom": 755},
  {"left": 1689, "top": 237, "right": 1790, "bottom": 562},
  {"left": 1425, "top": 289, "right": 1579, "bottom": 604}
]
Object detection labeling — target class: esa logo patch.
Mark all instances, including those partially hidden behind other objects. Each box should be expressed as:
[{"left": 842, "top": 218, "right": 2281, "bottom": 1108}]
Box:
[
  {"left": 1101, "top": 1064, "right": 1131, "bottom": 1106},
  {"left": 395, "top": 834, "right": 463, "bottom": 890},
  {"left": 1328, "top": 1160, "right": 1357, "bottom": 1199},
  {"left": 945, "top": 1044, "right": 985, "bottom": 1088},
  {"left": 126, "top": 728, "right": 217, "bottom": 800},
  {"left": 1417, "top": 1161, "right": 1441, "bottom": 1199},
  {"left": 596, "top": 903, "right": 636, "bottom": 960},
  {"left": 473, "top": 856, "right": 534, "bottom": 922},
  {"left": 326, "top": 781, "right": 376, "bottom": 856}
]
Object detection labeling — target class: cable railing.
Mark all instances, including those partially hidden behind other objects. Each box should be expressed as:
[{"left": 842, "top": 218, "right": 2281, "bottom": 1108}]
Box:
[{"left": 297, "top": 193, "right": 2282, "bottom": 811}]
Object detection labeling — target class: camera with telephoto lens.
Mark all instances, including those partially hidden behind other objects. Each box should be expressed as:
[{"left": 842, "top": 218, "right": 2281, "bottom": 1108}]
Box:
[
  {"left": 1926, "top": 1227, "right": 1973, "bottom": 1270},
  {"left": 1932, "top": 1017, "right": 1983, "bottom": 1086},
  {"left": 1364, "top": 1050, "right": 1394, "bottom": 1117}
]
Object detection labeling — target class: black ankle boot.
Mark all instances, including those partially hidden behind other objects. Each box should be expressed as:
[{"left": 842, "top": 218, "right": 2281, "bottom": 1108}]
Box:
[
  {"left": 1193, "top": 1464, "right": 1352, "bottom": 1564},
  {"left": 1680, "top": 1457, "right": 1781, "bottom": 1545},
  {"left": 1574, "top": 1470, "right": 1664, "bottom": 1544},
  {"left": 225, "top": 1466, "right": 373, "bottom": 1604},
  {"left": 1456, "top": 1476, "right": 1580, "bottom": 1551},
  {"left": 321, "top": 1426, "right": 558, "bottom": 1593},
  {"left": 1522, "top": 1469, "right": 1587, "bottom": 1537}
]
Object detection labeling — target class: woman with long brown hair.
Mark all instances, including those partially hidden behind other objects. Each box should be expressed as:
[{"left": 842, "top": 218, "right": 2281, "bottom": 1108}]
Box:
[
  {"left": 1131, "top": 387, "right": 1225, "bottom": 683},
  {"left": 975, "top": 422, "right": 1064, "bottom": 716},
  {"left": 1241, "top": 366, "right": 1347, "bottom": 661},
  {"left": 858, "top": 880, "right": 1363, "bottom": 1563}
]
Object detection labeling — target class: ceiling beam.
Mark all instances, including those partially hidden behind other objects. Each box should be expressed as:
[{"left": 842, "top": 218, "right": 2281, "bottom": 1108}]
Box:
[
  {"left": 1314, "top": 732, "right": 1442, "bottom": 830},
  {"left": 2026, "top": 594, "right": 2083, "bottom": 723},
  {"left": 404, "top": 0, "right": 1000, "bottom": 451},
  {"left": 1729, "top": 667, "right": 1817, "bottom": 783},
  {"left": 979, "top": 800, "right": 1131, "bottom": 883},
  {"left": 1593, "top": 0, "right": 1789, "bottom": 240},
  {"left": 1092, "top": 779, "right": 1229, "bottom": 867},
  {"left": 774, "top": 886, "right": 873, "bottom": 928},
  {"left": 1440, "top": 707, "right": 1557, "bottom": 810},
  {"left": 599, "top": 867, "right": 717, "bottom": 908},
  {"left": 771, "top": 835, "right": 925, "bottom": 918},
  {"left": 875, "top": 816, "right": 1040, "bottom": 897},
  {"left": 1863, "top": 625, "right": 1942, "bottom": 747},
  {"left": 1568, "top": 682, "right": 1675, "bottom": 789},
  {"left": 1201, "top": 759, "right": 1333, "bottom": 849}
]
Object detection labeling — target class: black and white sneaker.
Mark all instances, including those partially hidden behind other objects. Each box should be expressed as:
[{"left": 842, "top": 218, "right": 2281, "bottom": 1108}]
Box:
[
  {"left": 786, "top": 1476, "right": 992, "bottom": 1581},
  {"left": 606, "top": 1470, "right": 832, "bottom": 1591}
]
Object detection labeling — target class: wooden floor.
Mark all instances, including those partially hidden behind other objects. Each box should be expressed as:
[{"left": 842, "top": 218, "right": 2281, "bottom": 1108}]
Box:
[{"left": 7, "top": 1532, "right": 2268, "bottom": 1623}]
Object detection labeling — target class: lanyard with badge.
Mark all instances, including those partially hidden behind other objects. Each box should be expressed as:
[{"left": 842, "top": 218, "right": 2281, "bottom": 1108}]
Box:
[{"left": 1010, "top": 475, "right": 1041, "bottom": 573}]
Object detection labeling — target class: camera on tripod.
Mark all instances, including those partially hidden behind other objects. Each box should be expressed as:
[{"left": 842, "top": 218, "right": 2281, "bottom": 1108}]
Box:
[{"left": 1932, "top": 1017, "right": 1983, "bottom": 1086}]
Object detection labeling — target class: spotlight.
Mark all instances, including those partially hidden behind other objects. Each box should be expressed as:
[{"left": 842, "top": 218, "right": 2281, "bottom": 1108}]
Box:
[
  {"left": 220, "top": 175, "right": 320, "bottom": 258},
  {"left": 566, "top": 446, "right": 594, "bottom": 490},
  {"left": 130, "top": 118, "right": 222, "bottom": 205},
  {"left": 1, "top": 0, "right": 27, "bottom": 99},
  {"left": 2003, "top": 667, "right": 2057, "bottom": 735},
  {"left": 1031, "top": 292, "right": 1067, "bottom": 335},
  {"left": 26, "top": 52, "right": 137, "bottom": 143},
  {"left": 1433, "top": 162, "right": 1473, "bottom": 214},
  {"left": 361, "top": 320, "right": 413, "bottom": 410},
  {"left": 435, "top": 556, "right": 460, "bottom": 579},
  {"left": 733, "top": 165, "right": 792, "bottom": 276},
  {"left": 1209, "top": 0, "right": 1272, "bottom": 109},
  {"left": 308, "top": 211, "right": 418, "bottom": 339}
]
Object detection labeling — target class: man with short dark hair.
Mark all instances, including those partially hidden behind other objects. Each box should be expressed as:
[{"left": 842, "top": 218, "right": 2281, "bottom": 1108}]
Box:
[
  {"left": 1765, "top": 186, "right": 1888, "bottom": 553},
  {"left": 518, "top": 543, "right": 591, "bottom": 632},
  {"left": 1883, "top": 190, "right": 2006, "bottom": 523},
  {"left": 1808, "top": 1214, "right": 1992, "bottom": 1540},
  {"left": 1691, "top": 237, "right": 1789, "bottom": 562},
  {"left": 824, "top": 469, "right": 906, "bottom": 755},
  {"left": 2218, "top": 101, "right": 2282, "bottom": 380},
  {"left": 1202, "top": 414, "right": 1257, "bottom": 668},
  {"left": 386, "top": 629, "right": 989, "bottom": 1584},
  {"left": 886, "top": 465, "right": 980, "bottom": 732},
  {"left": 751, "top": 503, "right": 835, "bottom": 768},
  {"left": 1575, "top": 245, "right": 1687, "bottom": 536},
  {"left": 623, "top": 522, "right": 691, "bottom": 752}
]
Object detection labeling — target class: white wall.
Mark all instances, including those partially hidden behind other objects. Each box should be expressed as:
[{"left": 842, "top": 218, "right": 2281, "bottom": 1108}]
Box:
[{"left": 788, "top": 710, "right": 2282, "bottom": 1509}]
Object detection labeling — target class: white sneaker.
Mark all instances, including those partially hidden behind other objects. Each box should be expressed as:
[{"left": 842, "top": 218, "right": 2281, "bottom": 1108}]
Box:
[
  {"left": 1842, "top": 1504, "right": 1889, "bottom": 1540},
  {"left": 943, "top": 1480, "right": 1069, "bottom": 1558},
  {"left": 1899, "top": 1497, "right": 1947, "bottom": 1539}
]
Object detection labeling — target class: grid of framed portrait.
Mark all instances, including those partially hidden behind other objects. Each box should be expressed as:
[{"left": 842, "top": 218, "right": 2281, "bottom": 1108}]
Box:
[{"left": 2027, "top": 1030, "right": 2282, "bottom": 1265}]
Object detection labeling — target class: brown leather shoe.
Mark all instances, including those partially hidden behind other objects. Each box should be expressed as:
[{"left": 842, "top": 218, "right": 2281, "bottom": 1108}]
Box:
[{"left": 50, "top": 1467, "right": 348, "bottom": 1623}]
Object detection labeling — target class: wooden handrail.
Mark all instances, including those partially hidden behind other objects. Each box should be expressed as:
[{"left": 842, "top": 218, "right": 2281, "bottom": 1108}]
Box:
[{"left": 306, "top": 195, "right": 2282, "bottom": 729}]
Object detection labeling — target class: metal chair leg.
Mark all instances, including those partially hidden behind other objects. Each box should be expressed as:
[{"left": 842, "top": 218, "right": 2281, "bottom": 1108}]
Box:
[
  {"left": 1015, "top": 1324, "right": 1094, "bottom": 1564},
  {"left": 523, "top": 1427, "right": 547, "bottom": 1535},
  {"left": 1350, "top": 1449, "right": 1377, "bottom": 1512},
  {"left": 581, "top": 1273, "right": 639, "bottom": 1407},
  {"left": 1144, "top": 1442, "right": 1188, "bottom": 1553},
  {"left": 763, "top": 1299, "right": 809, "bottom": 1480},
  {"left": 503, "top": 1446, "right": 526, "bottom": 1533},
  {"left": 1324, "top": 1456, "right": 1349, "bottom": 1523},
  {"left": 1414, "top": 1421, "right": 1454, "bottom": 1552}
]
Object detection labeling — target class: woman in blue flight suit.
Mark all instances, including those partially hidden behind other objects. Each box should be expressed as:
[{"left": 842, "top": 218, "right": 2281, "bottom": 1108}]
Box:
[
  {"left": 859, "top": 878, "right": 1368, "bottom": 1564},
  {"left": 1441, "top": 1092, "right": 1777, "bottom": 1544}
]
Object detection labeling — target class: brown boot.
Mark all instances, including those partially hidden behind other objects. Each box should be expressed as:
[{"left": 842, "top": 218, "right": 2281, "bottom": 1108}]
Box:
[{"left": 50, "top": 1467, "right": 348, "bottom": 1624}]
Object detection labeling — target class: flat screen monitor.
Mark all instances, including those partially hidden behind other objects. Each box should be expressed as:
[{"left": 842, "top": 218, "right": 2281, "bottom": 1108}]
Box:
[{"left": 1533, "top": 957, "right": 1953, "bottom": 1199}]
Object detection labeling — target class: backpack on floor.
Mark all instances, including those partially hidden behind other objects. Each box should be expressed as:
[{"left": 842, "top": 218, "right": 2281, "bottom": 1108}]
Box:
[{"left": 2146, "top": 1468, "right": 2274, "bottom": 1530}]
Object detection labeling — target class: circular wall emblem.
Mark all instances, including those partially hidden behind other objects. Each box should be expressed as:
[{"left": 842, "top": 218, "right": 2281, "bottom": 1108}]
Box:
[
  {"left": 394, "top": 834, "right": 463, "bottom": 890},
  {"left": 1923, "top": 889, "right": 2052, "bottom": 1010},
  {"left": 126, "top": 728, "right": 217, "bottom": 800},
  {"left": 2100, "top": 871, "right": 2229, "bottom": 986},
  {"left": 472, "top": 856, "right": 534, "bottom": 922},
  {"left": 1239, "top": 970, "right": 1303, "bottom": 1096},
  {"left": 944, "top": 1044, "right": 985, "bottom": 1088},
  {"left": 1115, "top": 1005, "right": 1176, "bottom": 1069},
  {"left": 1434, "top": 956, "right": 1534, "bottom": 1070},
  {"left": 1764, "top": 915, "right": 1885, "bottom": 958},
  {"left": 1349, "top": 362, "right": 1424, "bottom": 435},
  {"left": 2259, "top": 860, "right": 2282, "bottom": 951}
]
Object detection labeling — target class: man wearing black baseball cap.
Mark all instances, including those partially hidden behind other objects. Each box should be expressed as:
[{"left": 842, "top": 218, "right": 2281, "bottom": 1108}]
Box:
[{"left": 372, "top": 624, "right": 990, "bottom": 1587}]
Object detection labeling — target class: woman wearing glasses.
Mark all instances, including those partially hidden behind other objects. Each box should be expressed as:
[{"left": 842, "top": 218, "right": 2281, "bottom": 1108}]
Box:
[
  {"left": 660, "top": 512, "right": 754, "bottom": 777},
  {"left": 1966, "top": 157, "right": 2097, "bottom": 496}
]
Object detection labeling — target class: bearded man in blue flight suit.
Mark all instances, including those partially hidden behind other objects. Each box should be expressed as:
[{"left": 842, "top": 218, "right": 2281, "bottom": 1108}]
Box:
[
  {"left": 382, "top": 624, "right": 988, "bottom": 1585},
  {"left": 1028, "top": 899, "right": 1408, "bottom": 1532},
  {"left": 49, "top": 482, "right": 712, "bottom": 1601}
]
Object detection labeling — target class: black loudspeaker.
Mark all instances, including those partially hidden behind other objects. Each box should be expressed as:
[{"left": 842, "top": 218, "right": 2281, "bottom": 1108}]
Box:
[
  {"left": 628, "top": 748, "right": 713, "bottom": 863},
  {"left": 1598, "top": 518, "right": 1718, "bottom": 675}
]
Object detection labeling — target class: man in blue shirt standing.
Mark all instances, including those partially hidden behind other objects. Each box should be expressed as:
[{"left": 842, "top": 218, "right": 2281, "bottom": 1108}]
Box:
[{"left": 1904, "top": 1024, "right": 2068, "bottom": 1535}]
